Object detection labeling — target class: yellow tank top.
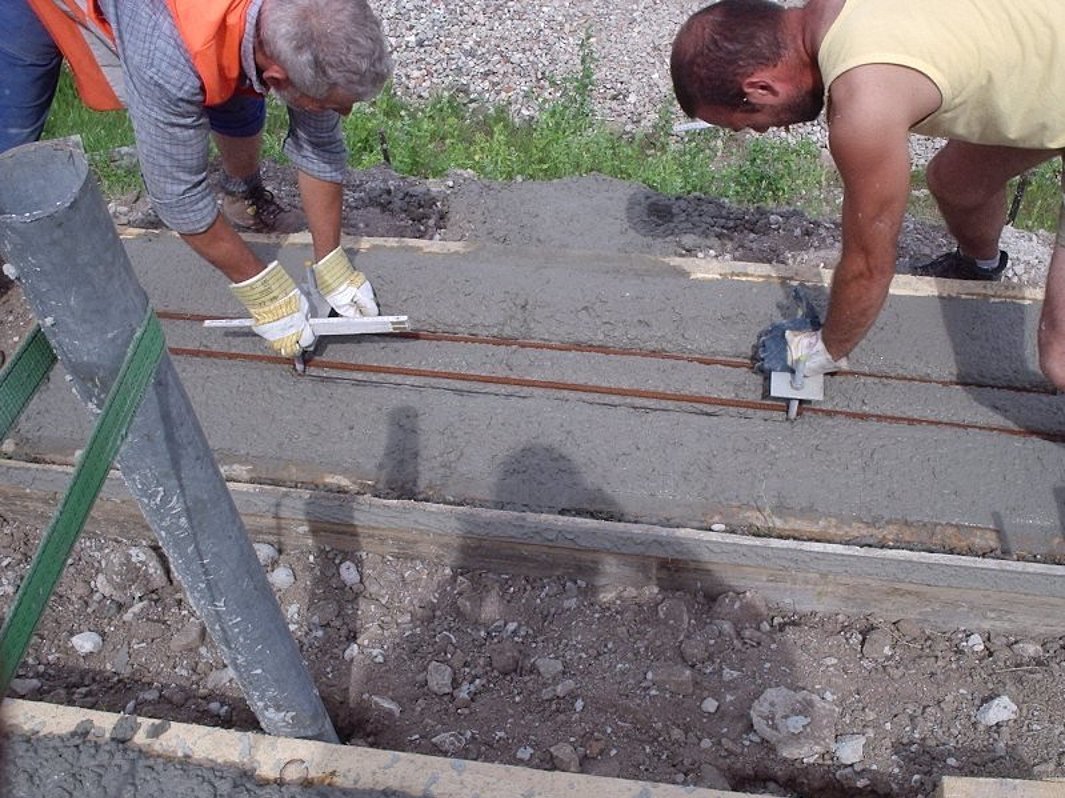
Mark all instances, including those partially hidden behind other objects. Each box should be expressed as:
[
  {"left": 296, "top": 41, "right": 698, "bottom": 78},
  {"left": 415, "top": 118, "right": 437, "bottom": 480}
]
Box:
[{"left": 818, "top": 0, "right": 1065, "bottom": 149}]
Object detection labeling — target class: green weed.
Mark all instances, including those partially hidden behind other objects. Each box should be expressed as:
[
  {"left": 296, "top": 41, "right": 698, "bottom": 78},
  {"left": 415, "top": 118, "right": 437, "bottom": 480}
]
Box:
[
  {"left": 38, "top": 50, "right": 1055, "bottom": 234},
  {"left": 712, "top": 135, "right": 825, "bottom": 209},
  {"left": 40, "top": 68, "right": 140, "bottom": 193},
  {"left": 1008, "top": 160, "right": 1061, "bottom": 233}
]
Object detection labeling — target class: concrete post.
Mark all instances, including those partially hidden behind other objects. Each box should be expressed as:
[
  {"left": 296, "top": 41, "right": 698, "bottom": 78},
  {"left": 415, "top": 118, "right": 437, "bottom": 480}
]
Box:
[{"left": 0, "top": 139, "right": 337, "bottom": 743}]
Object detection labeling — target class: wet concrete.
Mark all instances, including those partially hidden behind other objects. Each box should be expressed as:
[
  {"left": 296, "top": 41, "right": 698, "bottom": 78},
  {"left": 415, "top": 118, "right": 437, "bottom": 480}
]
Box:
[
  {"left": 2, "top": 699, "right": 739, "bottom": 798},
  {"left": 4, "top": 730, "right": 398, "bottom": 797},
  {"left": 4, "top": 233, "right": 1064, "bottom": 557}
]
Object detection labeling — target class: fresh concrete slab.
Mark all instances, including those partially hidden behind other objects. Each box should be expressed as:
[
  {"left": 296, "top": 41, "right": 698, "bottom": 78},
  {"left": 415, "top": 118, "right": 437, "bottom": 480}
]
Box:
[{"left": 4, "top": 232, "right": 1063, "bottom": 560}]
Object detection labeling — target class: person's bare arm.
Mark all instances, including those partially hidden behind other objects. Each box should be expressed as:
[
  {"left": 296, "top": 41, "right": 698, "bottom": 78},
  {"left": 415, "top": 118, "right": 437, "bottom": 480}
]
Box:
[
  {"left": 299, "top": 169, "right": 380, "bottom": 316},
  {"left": 180, "top": 172, "right": 342, "bottom": 285},
  {"left": 298, "top": 171, "right": 343, "bottom": 262},
  {"left": 181, "top": 216, "right": 265, "bottom": 283},
  {"left": 821, "top": 66, "right": 940, "bottom": 359}
]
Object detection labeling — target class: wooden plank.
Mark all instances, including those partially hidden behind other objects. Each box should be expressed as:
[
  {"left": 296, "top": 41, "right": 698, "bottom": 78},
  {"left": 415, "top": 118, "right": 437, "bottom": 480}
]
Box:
[
  {"left": 3, "top": 460, "right": 1065, "bottom": 633},
  {"left": 2, "top": 698, "right": 747, "bottom": 798},
  {"left": 118, "top": 228, "right": 1046, "bottom": 302},
  {"left": 936, "top": 776, "right": 1065, "bottom": 798}
]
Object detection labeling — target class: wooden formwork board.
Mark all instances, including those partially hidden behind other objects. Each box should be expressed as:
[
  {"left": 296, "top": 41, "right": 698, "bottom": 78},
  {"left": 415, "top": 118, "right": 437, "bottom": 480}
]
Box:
[
  {"left": 3, "top": 459, "right": 1065, "bottom": 634},
  {"left": 1, "top": 698, "right": 746, "bottom": 798},
  {"left": 7, "top": 699, "right": 1063, "bottom": 798},
  {"left": 935, "top": 776, "right": 1065, "bottom": 797}
]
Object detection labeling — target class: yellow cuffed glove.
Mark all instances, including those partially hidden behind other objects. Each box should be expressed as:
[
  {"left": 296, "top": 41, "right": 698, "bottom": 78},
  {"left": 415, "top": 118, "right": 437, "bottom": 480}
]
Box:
[
  {"left": 230, "top": 261, "right": 316, "bottom": 358},
  {"left": 312, "top": 246, "right": 379, "bottom": 317}
]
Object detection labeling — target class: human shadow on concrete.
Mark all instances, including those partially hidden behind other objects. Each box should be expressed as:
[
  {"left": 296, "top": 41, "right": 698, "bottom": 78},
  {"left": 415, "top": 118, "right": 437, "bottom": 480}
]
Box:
[
  {"left": 486, "top": 444, "right": 621, "bottom": 519},
  {"left": 372, "top": 406, "right": 421, "bottom": 500},
  {"left": 937, "top": 291, "right": 1065, "bottom": 559},
  {"left": 288, "top": 386, "right": 1047, "bottom": 796}
]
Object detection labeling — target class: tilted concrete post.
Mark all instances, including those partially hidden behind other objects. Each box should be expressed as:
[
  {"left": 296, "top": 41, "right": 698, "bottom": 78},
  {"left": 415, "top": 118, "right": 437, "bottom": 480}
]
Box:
[{"left": 0, "top": 139, "right": 337, "bottom": 743}]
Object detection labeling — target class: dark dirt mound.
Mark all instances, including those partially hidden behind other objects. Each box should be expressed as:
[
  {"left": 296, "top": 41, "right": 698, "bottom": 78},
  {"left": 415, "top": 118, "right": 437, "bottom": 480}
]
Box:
[{"left": 110, "top": 163, "right": 954, "bottom": 272}]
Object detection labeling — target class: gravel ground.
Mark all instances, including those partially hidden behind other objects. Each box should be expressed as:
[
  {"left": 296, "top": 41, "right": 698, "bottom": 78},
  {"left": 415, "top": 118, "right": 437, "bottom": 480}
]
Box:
[
  {"left": 379, "top": 0, "right": 693, "bottom": 133},
  {"left": 3, "top": 524, "right": 1065, "bottom": 798}
]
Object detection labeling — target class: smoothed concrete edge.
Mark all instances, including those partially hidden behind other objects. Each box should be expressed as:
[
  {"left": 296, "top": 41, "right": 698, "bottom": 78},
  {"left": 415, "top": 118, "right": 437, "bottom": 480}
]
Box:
[
  {"left": 1, "top": 698, "right": 743, "bottom": 797},
  {"left": 3, "top": 459, "right": 1065, "bottom": 633},
  {"left": 115, "top": 228, "right": 1045, "bottom": 303}
]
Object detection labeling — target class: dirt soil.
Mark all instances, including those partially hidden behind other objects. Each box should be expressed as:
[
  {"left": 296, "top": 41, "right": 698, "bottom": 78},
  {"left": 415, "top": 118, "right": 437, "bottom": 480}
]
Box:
[{"left": 2, "top": 165, "right": 1064, "bottom": 798}]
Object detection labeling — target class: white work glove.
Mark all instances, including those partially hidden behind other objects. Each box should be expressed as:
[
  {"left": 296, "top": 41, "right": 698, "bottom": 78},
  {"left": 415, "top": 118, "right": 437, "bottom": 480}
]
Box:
[
  {"left": 784, "top": 329, "right": 848, "bottom": 377},
  {"left": 230, "top": 261, "right": 316, "bottom": 358},
  {"left": 312, "top": 246, "right": 379, "bottom": 317}
]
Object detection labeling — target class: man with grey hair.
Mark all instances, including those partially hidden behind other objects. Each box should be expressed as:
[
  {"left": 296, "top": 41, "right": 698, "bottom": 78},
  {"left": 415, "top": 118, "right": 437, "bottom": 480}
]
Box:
[{"left": 11, "top": 0, "right": 393, "bottom": 359}]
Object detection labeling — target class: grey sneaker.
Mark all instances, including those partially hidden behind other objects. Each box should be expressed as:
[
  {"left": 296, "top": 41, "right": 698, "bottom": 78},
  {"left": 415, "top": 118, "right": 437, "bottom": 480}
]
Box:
[
  {"left": 912, "top": 249, "right": 1008, "bottom": 281},
  {"left": 221, "top": 184, "right": 307, "bottom": 233}
]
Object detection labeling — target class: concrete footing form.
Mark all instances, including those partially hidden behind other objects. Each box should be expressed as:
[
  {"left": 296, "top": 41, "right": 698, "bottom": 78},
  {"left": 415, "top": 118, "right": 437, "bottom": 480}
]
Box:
[
  {"left": 3, "top": 699, "right": 1062, "bottom": 797},
  {"left": 3, "top": 230, "right": 1065, "bottom": 792},
  {"left": 4, "top": 698, "right": 1063, "bottom": 797}
]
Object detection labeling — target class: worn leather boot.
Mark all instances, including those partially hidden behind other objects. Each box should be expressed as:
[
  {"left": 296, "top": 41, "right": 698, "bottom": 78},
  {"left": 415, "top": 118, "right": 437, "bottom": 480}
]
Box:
[{"left": 221, "top": 184, "right": 307, "bottom": 234}]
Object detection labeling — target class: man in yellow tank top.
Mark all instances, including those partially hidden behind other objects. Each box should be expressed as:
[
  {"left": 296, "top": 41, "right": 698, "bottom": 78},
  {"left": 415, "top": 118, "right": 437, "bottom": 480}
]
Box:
[{"left": 670, "top": 0, "right": 1065, "bottom": 391}]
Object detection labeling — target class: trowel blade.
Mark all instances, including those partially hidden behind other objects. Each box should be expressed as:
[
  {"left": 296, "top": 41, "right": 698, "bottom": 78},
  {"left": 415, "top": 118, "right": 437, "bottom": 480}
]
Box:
[{"left": 769, "top": 370, "right": 824, "bottom": 401}]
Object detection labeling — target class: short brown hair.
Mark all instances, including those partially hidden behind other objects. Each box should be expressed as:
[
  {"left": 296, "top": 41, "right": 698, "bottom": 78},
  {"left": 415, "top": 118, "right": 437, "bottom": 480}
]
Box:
[{"left": 671, "top": 0, "right": 785, "bottom": 116}]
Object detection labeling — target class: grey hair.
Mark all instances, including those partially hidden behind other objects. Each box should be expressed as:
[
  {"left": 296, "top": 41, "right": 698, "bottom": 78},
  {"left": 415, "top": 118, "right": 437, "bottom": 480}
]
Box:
[{"left": 258, "top": 0, "right": 393, "bottom": 100}]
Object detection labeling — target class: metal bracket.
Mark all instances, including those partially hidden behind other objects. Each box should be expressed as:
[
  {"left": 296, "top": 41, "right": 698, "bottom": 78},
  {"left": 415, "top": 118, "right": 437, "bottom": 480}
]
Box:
[{"left": 768, "top": 370, "right": 824, "bottom": 420}]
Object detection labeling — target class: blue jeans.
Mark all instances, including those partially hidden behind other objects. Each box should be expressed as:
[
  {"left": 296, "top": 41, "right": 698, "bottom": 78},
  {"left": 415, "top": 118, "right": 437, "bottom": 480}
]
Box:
[
  {"left": 205, "top": 93, "right": 267, "bottom": 138},
  {"left": 0, "top": 0, "right": 62, "bottom": 153}
]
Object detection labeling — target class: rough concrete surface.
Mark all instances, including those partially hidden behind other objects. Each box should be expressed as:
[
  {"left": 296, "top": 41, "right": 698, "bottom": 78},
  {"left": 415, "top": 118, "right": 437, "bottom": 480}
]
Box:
[
  {"left": 5, "top": 729, "right": 397, "bottom": 798},
  {"left": 3, "top": 698, "right": 745, "bottom": 798},
  {"left": 7, "top": 233, "right": 1064, "bottom": 555},
  {"left": 2, "top": 169, "right": 1065, "bottom": 798}
]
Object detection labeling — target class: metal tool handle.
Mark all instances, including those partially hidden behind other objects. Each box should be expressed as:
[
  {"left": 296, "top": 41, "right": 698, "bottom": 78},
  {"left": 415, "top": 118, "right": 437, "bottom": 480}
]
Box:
[
  {"left": 203, "top": 315, "right": 410, "bottom": 334},
  {"left": 790, "top": 357, "right": 806, "bottom": 391}
]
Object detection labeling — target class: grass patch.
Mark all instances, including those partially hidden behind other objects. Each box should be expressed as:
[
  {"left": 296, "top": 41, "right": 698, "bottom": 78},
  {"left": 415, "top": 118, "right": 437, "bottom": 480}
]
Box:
[
  {"left": 39, "top": 41, "right": 827, "bottom": 215},
  {"left": 40, "top": 44, "right": 1055, "bottom": 233},
  {"left": 1007, "top": 161, "right": 1062, "bottom": 233},
  {"left": 333, "top": 39, "right": 736, "bottom": 198},
  {"left": 40, "top": 69, "right": 140, "bottom": 194},
  {"left": 714, "top": 135, "right": 827, "bottom": 209}
]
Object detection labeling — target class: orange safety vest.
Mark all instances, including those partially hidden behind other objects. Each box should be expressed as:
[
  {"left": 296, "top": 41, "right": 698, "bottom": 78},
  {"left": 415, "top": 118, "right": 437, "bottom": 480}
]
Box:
[
  {"left": 28, "top": 0, "right": 255, "bottom": 111},
  {"left": 28, "top": 0, "right": 122, "bottom": 110}
]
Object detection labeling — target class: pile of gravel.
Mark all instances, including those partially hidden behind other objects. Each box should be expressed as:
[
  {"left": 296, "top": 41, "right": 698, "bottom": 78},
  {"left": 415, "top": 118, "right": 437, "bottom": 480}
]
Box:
[
  {"left": 376, "top": 0, "right": 934, "bottom": 159},
  {"left": 379, "top": 0, "right": 691, "bottom": 134}
]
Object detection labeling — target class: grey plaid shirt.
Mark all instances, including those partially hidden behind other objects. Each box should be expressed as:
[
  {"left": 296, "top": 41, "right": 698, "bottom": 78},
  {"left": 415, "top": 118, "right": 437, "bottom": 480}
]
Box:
[{"left": 99, "top": 0, "right": 348, "bottom": 234}]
